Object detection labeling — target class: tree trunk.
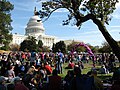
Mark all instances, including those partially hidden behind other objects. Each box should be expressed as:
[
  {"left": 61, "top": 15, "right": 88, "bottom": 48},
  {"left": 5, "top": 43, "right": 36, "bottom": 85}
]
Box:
[{"left": 92, "top": 18, "right": 120, "bottom": 62}]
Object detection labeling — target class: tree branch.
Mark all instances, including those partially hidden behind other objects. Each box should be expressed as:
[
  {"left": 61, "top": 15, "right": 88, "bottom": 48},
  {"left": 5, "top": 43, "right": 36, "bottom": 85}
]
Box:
[
  {"left": 42, "top": 7, "right": 60, "bottom": 23},
  {"left": 76, "top": 14, "right": 96, "bottom": 26}
]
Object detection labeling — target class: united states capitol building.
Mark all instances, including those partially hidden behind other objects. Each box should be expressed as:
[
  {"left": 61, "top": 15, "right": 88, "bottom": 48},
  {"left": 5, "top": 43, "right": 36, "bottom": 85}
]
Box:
[{"left": 11, "top": 8, "right": 57, "bottom": 48}]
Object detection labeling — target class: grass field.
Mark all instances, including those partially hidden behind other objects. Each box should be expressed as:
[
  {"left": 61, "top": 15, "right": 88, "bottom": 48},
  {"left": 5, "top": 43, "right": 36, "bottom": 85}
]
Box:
[{"left": 59, "top": 61, "right": 114, "bottom": 81}]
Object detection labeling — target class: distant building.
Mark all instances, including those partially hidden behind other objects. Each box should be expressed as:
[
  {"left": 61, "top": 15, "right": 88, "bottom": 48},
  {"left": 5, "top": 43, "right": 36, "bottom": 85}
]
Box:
[
  {"left": 64, "top": 40, "right": 83, "bottom": 46},
  {"left": 11, "top": 7, "right": 57, "bottom": 48}
]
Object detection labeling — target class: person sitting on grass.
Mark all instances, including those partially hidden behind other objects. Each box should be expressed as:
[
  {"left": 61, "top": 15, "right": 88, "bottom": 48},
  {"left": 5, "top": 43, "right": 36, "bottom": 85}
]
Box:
[
  {"left": 91, "top": 70, "right": 104, "bottom": 90},
  {"left": 99, "top": 64, "right": 109, "bottom": 74},
  {"left": 44, "top": 62, "right": 52, "bottom": 75},
  {"left": 68, "top": 60, "right": 75, "bottom": 69}
]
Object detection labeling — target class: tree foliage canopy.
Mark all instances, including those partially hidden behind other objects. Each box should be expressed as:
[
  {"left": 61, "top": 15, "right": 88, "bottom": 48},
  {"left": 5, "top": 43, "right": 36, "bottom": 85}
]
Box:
[
  {"left": 9, "top": 43, "right": 20, "bottom": 51},
  {"left": 20, "top": 36, "right": 37, "bottom": 52},
  {"left": 99, "top": 41, "right": 112, "bottom": 53},
  {"left": 0, "top": 0, "right": 14, "bottom": 49},
  {"left": 39, "top": 0, "right": 118, "bottom": 27},
  {"left": 20, "top": 40, "right": 37, "bottom": 52},
  {"left": 67, "top": 41, "right": 86, "bottom": 52},
  {"left": 38, "top": 40, "right": 43, "bottom": 48},
  {"left": 52, "top": 41, "right": 66, "bottom": 53}
]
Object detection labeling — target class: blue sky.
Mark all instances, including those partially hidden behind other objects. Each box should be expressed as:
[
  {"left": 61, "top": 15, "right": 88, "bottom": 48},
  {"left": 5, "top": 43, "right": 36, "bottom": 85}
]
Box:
[{"left": 10, "top": 0, "right": 120, "bottom": 46}]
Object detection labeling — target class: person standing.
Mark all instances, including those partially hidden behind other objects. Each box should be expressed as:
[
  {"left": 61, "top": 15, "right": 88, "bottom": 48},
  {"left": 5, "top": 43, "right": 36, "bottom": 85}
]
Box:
[
  {"left": 58, "top": 50, "right": 64, "bottom": 74},
  {"left": 30, "top": 50, "right": 36, "bottom": 66}
]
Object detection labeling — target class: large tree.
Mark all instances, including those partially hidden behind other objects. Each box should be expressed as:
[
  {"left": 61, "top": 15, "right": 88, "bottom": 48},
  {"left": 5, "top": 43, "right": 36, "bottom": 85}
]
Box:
[
  {"left": 54, "top": 41, "right": 66, "bottom": 53},
  {"left": 20, "top": 36, "right": 37, "bottom": 52},
  {"left": 67, "top": 41, "right": 86, "bottom": 52},
  {"left": 38, "top": 0, "right": 120, "bottom": 61},
  {"left": 9, "top": 43, "right": 20, "bottom": 51},
  {"left": 38, "top": 40, "right": 43, "bottom": 48},
  {"left": 20, "top": 40, "right": 36, "bottom": 52},
  {"left": 0, "top": 0, "right": 14, "bottom": 50},
  {"left": 37, "top": 40, "right": 43, "bottom": 52},
  {"left": 98, "top": 41, "right": 112, "bottom": 53}
]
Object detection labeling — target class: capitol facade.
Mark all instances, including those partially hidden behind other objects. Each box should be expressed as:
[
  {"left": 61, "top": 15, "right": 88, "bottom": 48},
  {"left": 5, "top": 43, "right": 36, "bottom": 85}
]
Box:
[{"left": 12, "top": 8, "right": 57, "bottom": 49}]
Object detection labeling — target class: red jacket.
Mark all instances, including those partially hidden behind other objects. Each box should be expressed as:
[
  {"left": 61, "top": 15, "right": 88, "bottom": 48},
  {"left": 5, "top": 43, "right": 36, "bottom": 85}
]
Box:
[{"left": 45, "top": 65, "right": 52, "bottom": 74}]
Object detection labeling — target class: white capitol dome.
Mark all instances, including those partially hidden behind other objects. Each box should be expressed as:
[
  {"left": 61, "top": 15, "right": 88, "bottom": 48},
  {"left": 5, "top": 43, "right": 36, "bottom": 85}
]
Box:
[
  {"left": 12, "top": 7, "right": 57, "bottom": 48},
  {"left": 25, "top": 9, "right": 45, "bottom": 35}
]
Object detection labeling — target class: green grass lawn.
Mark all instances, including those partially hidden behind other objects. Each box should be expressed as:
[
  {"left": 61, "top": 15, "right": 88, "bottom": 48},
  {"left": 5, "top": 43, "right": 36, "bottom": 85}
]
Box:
[{"left": 59, "top": 61, "right": 114, "bottom": 81}]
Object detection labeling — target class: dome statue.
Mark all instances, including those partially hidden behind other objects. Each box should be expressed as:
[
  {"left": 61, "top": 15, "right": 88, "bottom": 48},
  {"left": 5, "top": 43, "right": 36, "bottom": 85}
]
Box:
[
  {"left": 25, "top": 7, "right": 45, "bottom": 35},
  {"left": 34, "top": 7, "right": 40, "bottom": 15}
]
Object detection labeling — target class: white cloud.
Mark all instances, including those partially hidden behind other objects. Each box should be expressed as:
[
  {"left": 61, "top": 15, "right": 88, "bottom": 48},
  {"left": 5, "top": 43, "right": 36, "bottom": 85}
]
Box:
[
  {"left": 56, "top": 26, "right": 119, "bottom": 46},
  {"left": 55, "top": 9, "right": 69, "bottom": 13},
  {"left": 12, "top": 23, "right": 26, "bottom": 29},
  {"left": 12, "top": 0, "right": 42, "bottom": 12},
  {"left": 112, "top": 13, "right": 120, "bottom": 19},
  {"left": 108, "top": 26, "right": 120, "bottom": 34},
  {"left": 12, "top": 23, "right": 26, "bottom": 35},
  {"left": 13, "top": 16, "right": 30, "bottom": 20},
  {"left": 112, "top": 0, "right": 120, "bottom": 19},
  {"left": 59, "top": 33, "right": 104, "bottom": 46},
  {"left": 14, "top": 7, "right": 33, "bottom": 12},
  {"left": 59, "top": 24, "right": 78, "bottom": 29},
  {"left": 81, "top": 30, "right": 100, "bottom": 35},
  {"left": 13, "top": 2, "right": 34, "bottom": 12},
  {"left": 110, "top": 25, "right": 120, "bottom": 28},
  {"left": 116, "top": 0, "right": 120, "bottom": 8},
  {"left": 110, "top": 29, "right": 119, "bottom": 32}
]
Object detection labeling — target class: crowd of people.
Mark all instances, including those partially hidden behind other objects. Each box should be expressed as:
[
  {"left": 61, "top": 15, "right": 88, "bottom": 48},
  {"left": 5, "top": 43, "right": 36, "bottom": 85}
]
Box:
[{"left": 0, "top": 51, "right": 119, "bottom": 90}]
